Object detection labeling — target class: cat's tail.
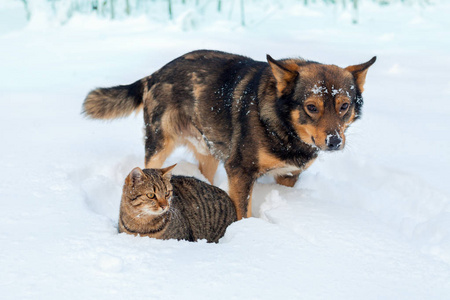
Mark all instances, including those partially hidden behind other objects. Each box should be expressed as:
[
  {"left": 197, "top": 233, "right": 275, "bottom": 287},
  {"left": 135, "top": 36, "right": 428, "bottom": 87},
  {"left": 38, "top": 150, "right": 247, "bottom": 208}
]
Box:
[{"left": 82, "top": 76, "right": 150, "bottom": 120}]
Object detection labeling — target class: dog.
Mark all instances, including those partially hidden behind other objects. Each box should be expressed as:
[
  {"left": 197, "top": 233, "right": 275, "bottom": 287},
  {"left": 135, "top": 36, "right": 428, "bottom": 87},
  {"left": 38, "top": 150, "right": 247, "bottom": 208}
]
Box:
[{"left": 83, "top": 50, "right": 376, "bottom": 220}]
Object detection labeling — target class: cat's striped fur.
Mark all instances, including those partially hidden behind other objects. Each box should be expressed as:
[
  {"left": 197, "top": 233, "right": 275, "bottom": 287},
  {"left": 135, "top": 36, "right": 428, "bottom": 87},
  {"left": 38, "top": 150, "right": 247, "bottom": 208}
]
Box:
[{"left": 119, "top": 165, "right": 237, "bottom": 243}]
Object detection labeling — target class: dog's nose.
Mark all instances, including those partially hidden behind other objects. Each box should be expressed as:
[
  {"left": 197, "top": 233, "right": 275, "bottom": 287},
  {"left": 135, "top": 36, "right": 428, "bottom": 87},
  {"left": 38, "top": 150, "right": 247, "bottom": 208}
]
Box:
[{"left": 326, "top": 134, "right": 342, "bottom": 151}]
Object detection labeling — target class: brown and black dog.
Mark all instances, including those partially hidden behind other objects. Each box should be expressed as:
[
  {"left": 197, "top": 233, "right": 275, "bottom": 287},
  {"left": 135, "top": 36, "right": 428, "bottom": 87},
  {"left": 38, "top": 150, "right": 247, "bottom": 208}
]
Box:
[{"left": 83, "top": 50, "right": 376, "bottom": 219}]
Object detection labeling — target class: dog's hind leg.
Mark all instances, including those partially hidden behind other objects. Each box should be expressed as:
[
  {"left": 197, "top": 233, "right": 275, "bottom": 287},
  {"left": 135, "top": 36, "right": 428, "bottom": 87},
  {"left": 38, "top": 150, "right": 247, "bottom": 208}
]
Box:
[
  {"left": 185, "top": 141, "right": 219, "bottom": 184},
  {"left": 196, "top": 152, "right": 219, "bottom": 185},
  {"left": 145, "top": 140, "right": 175, "bottom": 169},
  {"left": 144, "top": 131, "right": 176, "bottom": 169}
]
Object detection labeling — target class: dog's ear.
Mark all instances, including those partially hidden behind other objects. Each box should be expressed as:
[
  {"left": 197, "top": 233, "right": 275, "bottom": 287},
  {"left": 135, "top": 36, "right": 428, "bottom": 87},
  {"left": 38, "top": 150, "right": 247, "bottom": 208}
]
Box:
[
  {"left": 267, "top": 55, "right": 298, "bottom": 96},
  {"left": 345, "top": 56, "right": 376, "bottom": 93}
]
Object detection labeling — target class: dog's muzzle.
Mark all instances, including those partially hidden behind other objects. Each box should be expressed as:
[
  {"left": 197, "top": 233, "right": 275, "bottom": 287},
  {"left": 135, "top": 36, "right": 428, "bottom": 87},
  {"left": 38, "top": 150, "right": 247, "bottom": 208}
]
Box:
[{"left": 325, "top": 134, "right": 342, "bottom": 151}]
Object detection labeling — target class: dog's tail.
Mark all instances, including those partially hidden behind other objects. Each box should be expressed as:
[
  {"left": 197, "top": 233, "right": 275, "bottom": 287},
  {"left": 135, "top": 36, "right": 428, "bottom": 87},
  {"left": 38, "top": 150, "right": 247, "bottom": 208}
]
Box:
[{"left": 82, "top": 77, "right": 149, "bottom": 120}]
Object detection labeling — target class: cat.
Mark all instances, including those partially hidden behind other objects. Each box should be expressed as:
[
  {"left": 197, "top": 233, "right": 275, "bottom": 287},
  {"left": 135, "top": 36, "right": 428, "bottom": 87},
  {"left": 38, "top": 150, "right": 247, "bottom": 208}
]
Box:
[{"left": 118, "top": 164, "right": 237, "bottom": 243}]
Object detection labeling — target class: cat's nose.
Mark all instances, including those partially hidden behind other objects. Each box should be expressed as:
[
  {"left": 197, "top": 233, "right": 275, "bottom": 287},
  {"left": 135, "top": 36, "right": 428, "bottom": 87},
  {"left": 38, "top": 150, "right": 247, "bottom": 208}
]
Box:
[{"left": 160, "top": 205, "right": 168, "bottom": 211}]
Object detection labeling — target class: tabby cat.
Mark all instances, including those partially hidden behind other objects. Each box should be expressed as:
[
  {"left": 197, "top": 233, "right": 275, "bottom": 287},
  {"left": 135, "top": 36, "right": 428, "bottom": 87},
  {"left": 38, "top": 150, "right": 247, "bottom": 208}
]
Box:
[{"left": 119, "top": 165, "right": 237, "bottom": 243}]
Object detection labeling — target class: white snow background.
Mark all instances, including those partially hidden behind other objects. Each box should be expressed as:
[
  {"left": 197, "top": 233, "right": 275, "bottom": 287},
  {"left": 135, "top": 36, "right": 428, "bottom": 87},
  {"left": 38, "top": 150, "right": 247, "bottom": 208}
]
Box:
[{"left": 1, "top": 1, "right": 450, "bottom": 299}]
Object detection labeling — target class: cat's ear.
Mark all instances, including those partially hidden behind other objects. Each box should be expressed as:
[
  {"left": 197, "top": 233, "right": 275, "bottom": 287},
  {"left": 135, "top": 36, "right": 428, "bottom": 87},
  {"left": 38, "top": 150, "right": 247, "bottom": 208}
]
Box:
[
  {"left": 160, "top": 164, "right": 177, "bottom": 179},
  {"left": 127, "top": 167, "right": 145, "bottom": 185}
]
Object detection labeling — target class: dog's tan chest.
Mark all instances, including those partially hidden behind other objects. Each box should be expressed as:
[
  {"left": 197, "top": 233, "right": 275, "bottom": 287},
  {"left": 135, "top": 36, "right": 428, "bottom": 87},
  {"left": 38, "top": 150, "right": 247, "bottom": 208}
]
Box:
[{"left": 257, "top": 149, "right": 298, "bottom": 175}]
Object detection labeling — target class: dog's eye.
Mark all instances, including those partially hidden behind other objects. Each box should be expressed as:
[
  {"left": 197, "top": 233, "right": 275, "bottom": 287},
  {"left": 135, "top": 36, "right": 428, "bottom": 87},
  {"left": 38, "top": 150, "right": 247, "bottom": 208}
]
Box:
[
  {"left": 307, "top": 104, "right": 318, "bottom": 113},
  {"left": 340, "top": 103, "right": 349, "bottom": 111},
  {"left": 147, "top": 193, "right": 156, "bottom": 199}
]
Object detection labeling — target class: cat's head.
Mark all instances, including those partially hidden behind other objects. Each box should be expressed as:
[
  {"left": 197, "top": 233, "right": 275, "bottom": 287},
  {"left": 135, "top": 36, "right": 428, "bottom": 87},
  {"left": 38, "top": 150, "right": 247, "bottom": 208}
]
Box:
[{"left": 122, "top": 164, "right": 176, "bottom": 216}]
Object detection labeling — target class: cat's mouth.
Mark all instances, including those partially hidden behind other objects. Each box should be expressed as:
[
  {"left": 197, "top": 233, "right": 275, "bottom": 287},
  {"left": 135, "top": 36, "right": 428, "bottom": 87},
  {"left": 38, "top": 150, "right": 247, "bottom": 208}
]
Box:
[{"left": 141, "top": 207, "right": 169, "bottom": 216}]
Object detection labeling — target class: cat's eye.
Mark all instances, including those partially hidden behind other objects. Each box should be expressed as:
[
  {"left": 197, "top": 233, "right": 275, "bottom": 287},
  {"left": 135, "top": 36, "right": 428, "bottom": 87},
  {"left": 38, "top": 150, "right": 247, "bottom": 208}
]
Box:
[
  {"left": 165, "top": 190, "right": 172, "bottom": 197},
  {"left": 147, "top": 193, "right": 156, "bottom": 199}
]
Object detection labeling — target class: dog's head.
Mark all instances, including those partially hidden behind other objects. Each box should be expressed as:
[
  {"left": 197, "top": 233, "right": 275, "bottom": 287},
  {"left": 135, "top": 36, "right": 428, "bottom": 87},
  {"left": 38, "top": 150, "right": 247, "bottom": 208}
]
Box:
[{"left": 267, "top": 55, "right": 376, "bottom": 151}]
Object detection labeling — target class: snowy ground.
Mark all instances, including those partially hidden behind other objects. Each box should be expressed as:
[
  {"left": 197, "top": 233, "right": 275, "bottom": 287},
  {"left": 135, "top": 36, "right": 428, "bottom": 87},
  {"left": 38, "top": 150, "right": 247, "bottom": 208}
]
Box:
[{"left": 1, "top": 1, "right": 450, "bottom": 299}]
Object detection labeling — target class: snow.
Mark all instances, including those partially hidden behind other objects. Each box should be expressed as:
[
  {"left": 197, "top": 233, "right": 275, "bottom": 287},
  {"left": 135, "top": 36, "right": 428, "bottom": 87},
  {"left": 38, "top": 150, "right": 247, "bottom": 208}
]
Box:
[
  {"left": 1, "top": 1, "right": 450, "bottom": 299},
  {"left": 311, "top": 83, "right": 328, "bottom": 95}
]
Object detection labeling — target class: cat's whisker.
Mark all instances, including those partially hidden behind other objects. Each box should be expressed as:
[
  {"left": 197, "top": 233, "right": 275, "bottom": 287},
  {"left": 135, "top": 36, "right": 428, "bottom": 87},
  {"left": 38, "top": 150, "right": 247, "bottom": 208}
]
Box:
[{"left": 169, "top": 206, "right": 182, "bottom": 222}]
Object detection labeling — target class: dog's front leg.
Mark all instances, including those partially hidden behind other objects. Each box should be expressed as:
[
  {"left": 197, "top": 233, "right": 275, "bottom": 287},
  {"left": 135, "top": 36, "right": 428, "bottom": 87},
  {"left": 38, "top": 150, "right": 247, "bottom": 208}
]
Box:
[
  {"left": 225, "top": 163, "right": 257, "bottom": 220},
  {"left": 275, "top": 171, "right": 301, "bottom": 187},
  {"left": 275, "top": 158, "right": 317, "bottom": 187}
]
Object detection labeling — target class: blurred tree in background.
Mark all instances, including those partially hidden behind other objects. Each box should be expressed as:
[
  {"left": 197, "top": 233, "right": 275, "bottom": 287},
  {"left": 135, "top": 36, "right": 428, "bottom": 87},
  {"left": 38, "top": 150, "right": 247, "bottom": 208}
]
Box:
[{"left": 17, "top": 0, "right": 437, "bottom": 27}]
